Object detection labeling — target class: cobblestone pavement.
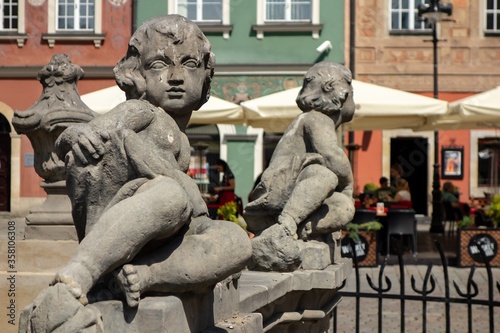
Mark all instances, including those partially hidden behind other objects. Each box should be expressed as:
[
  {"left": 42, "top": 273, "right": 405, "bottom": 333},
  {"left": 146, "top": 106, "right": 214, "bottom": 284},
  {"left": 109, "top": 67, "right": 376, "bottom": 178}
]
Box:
[{"left": 331, "top": 263, "right": 500, "bottom": 333}]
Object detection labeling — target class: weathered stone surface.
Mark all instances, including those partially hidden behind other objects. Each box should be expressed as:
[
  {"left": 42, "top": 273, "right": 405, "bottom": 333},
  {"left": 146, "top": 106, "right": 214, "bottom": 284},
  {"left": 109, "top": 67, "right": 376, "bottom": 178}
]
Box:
[
  {"left": 297, "top": 240, "right": 332, "bottom": 270},
  {"left": 245, "top": 62, "right": 356, "bottom": 272},
  {"left": 20, "top": 15, "right": 252, "bottom": 333},
  {"left": 238, "top": 260, "right": 352, "bottom": 333},
  {"left": 87, "top": 275, "right": 241, "bottom": 333}
]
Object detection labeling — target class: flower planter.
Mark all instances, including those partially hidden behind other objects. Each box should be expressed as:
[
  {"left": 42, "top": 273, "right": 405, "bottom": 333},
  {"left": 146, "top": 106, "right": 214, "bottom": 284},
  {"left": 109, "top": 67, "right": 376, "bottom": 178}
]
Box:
[
  {"left": 457, "top": 228, "right": 500, "bottom": 267},
  {"left": 341, "top": 230, "right": 378, "bottom": 267}
]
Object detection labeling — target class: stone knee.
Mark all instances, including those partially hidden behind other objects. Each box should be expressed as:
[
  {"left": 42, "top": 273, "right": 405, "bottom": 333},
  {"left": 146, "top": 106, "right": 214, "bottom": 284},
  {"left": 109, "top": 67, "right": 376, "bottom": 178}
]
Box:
[{"left": 139, "top": 177, "right": 192, "bottom": 235}]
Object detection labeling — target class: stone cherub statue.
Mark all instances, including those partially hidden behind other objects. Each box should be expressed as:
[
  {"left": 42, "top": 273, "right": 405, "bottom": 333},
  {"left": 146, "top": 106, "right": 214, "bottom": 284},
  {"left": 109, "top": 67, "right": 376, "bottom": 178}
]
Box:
[
  {"left": 244, "top": 62, "right": 356, "bottom": 271},
  {"left": 19, "top": 15, "right": 252, "bottom": 332}
]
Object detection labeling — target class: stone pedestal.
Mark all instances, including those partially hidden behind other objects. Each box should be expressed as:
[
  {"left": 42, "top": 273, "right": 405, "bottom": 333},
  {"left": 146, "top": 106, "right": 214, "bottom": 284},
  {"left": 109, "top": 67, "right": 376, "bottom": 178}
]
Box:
[
  {"left": 78, "top": 275, "right": 263, "bottom": 333},
  {"left": 24, "top": 180, "right": 76, "bottom": 240}
]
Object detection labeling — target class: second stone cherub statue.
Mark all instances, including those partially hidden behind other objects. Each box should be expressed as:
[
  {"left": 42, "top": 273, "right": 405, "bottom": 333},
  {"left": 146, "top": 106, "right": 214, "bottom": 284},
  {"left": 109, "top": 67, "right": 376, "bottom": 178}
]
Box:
[{"left": 244, "top": 61, "right": 356, "bottom": 272}]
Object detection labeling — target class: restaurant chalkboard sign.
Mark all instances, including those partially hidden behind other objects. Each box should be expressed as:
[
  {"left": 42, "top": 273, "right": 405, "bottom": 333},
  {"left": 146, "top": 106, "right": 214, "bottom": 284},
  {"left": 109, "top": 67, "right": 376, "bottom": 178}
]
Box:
[
  {"left": 341, "top": 230, "right": 378, "bottom": 266},
  {"left": 467, "top": 233, "right": 498, "bottom": 263},
  {"left": 341, "top": 235, "right": 369, "bottom": 262},
  {"left": 458, "top": 229, "right": 500, "bottom": 267}
]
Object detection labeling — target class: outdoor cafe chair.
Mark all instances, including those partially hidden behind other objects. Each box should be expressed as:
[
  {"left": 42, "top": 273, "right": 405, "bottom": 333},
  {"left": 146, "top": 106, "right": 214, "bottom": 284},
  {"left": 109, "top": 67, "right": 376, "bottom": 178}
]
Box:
[
  {"left": 443, "top": 201, "right": 459, "bottom": 237},
  {"left": 384, "top": 208, "right": 417, "bottom": 256}
]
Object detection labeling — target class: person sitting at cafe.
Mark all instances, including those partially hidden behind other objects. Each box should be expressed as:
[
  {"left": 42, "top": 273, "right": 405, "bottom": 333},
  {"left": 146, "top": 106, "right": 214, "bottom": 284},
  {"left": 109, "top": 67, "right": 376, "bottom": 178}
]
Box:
[
  {"left": 386, "top": 178, "right": 411, "bottom": 203},
  {"left": 374, "top": 176, "right": 397, "bottom": 202},
  {"left": 442, "top": 181, "right": 464, "bottom": 220},
  {"left": 359, "top": 191, "right": 376, "bottom": 208}
]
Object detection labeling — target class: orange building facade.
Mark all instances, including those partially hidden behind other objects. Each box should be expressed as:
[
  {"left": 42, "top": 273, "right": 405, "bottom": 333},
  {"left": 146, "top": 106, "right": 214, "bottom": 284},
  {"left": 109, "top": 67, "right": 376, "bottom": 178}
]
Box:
[{"left": 346, "top": 0, "right": 500, "bottom": 216}]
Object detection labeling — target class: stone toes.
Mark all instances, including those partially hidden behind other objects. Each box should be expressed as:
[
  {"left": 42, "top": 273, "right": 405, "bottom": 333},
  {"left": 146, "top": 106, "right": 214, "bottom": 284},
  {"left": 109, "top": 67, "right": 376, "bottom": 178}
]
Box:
[
  {"left": 122, "top": 264, "right": 136, "bottom": 275},
  {"left": 129, "top": 283, "right": 140, "bottom": 292},
  {"left": 127, "top": 274, "right": 139, "bottom": 286},
  {"left": 126, "top": 292, "right": 140, "bottom": 308}
]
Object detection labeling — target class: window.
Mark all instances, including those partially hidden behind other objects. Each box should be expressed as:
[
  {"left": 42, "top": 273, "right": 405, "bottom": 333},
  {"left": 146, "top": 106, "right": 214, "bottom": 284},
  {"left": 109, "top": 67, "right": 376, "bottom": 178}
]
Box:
[
  {"left": 177, "top": 0, "right": 222, "bottom": 22},
  {"left": 0, "top": 0, "right": 17, "bottom": 30},
  {"left": 0, "top": 0, "right": 26, "bottom": 47},
  {"left": 478, "top": 138, "right": 500, "bottom": 186},
  {"left": 485, "top": 0, "right": 500, "bottom": 33},
  {"left": 390, "top": 0, "right": 428, "bottom": 31},
  {"left": 254, "top": 0, "right": 321, "bottom": 39},
  {"left": 169, "top": 0, "right": 232, "bottom": 39},
  {"left": 265, "top": 0, "right": 311, "bottom": 22},
  {"left": 56, "top": 0, "right": 94, "bottom": 31},
  {"left": 44, "top": 0, "right": 104, "bottom": 48}
]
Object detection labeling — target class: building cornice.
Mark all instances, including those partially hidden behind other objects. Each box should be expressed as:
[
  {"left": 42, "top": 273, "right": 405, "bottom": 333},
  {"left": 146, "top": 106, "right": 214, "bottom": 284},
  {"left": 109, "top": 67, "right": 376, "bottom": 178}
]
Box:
[
  {"left": 0, "top": 66, "right": 115, "bottom": 79},
  {"left": 213, "top": 64, "right": 313, "bottom": 75},
  {"left": 0, "top": 63, "right": 324, "bottom": 78}
]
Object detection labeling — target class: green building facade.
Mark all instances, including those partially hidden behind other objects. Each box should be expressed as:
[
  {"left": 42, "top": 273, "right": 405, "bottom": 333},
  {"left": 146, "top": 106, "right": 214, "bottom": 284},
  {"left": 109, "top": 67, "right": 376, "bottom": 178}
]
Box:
[{"left": 133, "top": 0, "right": 345, "bottom": 204}]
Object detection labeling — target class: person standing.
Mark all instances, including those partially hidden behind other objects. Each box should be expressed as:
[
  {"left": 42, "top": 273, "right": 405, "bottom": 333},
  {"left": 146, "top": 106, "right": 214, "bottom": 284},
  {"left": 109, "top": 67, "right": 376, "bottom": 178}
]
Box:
[{"left": 214, "top": 159, "right": 236, "bottom": 205}]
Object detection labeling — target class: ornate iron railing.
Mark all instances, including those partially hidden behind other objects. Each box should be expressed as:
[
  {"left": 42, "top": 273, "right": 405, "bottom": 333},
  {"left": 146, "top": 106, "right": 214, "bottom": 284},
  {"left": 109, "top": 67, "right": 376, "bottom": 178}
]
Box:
[{"left": 332, "top": 240, "right": 500, "bottom": 333}]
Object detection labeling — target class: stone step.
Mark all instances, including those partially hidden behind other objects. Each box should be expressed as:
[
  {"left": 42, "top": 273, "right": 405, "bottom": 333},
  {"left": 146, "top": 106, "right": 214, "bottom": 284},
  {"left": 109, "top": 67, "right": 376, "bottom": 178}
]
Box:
[
  {"left": 0, "top": 239, "right": 77, "bottom": 333},
  {"left": 0, "top": 271, "right": 54, "bottom": 333},
  {"left": 0, "top": 239, "right": 77, "bottom": 272}
]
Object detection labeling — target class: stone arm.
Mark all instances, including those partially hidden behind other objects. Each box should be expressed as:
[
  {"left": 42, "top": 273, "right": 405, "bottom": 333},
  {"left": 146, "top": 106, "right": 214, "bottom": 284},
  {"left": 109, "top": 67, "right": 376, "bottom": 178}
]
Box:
[
  {"left": 55, "top": 100, "right": 156, "bottom": 164},
  {"left": 177, "top": 133, "right": 192, "bottom": 174},
  {"left": 303, "top": 112, "right": 354, "bottom": 198}
]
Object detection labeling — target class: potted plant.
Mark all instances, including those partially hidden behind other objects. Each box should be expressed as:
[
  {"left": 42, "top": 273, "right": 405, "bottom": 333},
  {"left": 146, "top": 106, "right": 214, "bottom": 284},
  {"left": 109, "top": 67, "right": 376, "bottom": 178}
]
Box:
[
  {"left": 457, "top": 205, "right": 500, "bottom": 267},
  {"left": 341, "top": 221, "right": 383, "bottom": 267},
  {"left": 217, "top": 201, "right": 254, "bottom": 238},
  {"left": 486, "top": 195, "right": 500, "bottom": 228}
]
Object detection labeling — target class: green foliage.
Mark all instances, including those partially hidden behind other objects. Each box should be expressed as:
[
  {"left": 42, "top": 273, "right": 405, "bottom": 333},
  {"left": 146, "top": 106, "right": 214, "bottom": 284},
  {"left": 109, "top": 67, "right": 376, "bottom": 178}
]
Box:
[
  {"left": 346, "top": 221, "right": 383, "bottom": 241},
  {"left": 217, "top": 201, "right": 240, "bottom": 224},
  {"left": 486, "top": 195, "right": 500, "bottom": 227},
  {"left": 457, "top": 215, "right": 473, "bottom": 229},
  {"left": 363, "top": 183, "right": 378, "bottom": 192}
]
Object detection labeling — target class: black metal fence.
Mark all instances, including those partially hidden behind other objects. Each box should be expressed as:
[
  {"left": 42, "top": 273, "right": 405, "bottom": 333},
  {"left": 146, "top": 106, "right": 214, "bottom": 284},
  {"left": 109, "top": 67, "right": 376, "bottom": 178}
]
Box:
[{"left": 332, "top": 240, "right": 500, "bottom": 333}]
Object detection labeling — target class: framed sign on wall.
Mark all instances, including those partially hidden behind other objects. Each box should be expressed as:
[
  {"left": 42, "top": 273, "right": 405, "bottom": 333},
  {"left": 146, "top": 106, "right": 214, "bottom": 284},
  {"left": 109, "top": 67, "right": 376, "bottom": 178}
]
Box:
[{"left": 442, "top": 147, "right": 464, "bottom": 180}]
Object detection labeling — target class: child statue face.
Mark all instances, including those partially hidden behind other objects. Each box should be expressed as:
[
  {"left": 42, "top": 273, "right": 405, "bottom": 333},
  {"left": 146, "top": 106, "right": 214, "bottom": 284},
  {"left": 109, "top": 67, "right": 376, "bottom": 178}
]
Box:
[
  {"left": 141, "top": 32, "right": 206, "bottom": 115},
  {"left": 296, "top": 64, "right": 355, "bottom": 126}
]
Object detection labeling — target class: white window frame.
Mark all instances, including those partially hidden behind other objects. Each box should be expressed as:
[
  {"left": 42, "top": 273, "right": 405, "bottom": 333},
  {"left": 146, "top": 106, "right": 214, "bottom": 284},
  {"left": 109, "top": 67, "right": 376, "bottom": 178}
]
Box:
[
  {"left": 264, "top": 0, "right": 312, "bottom": 23},
  {"left": 56, "top": 0, "right": 95, "bottom": 31},
  {"left": 471, "top": 130, "right": 500, "bottom": 198},
  {"left": 46, "top": 0, "right": 102, "bottom": 47},
  {"left": 175, "top": 0, "right": 222, "bottom": 23},
  {"left": 485, "top": 0, "right": 500, "bottom": 33},
  {"left": 169, "top": 0, "right": 230, "bottom": 39},
  {"left": 389, "top": 0, "right": 428, "bottom": 31},
  {"left": 0, "top": 0, "right": 26, "bottom": 47},
  {"left": 255, "top": 0, "right": 319, "bottom": 39}
]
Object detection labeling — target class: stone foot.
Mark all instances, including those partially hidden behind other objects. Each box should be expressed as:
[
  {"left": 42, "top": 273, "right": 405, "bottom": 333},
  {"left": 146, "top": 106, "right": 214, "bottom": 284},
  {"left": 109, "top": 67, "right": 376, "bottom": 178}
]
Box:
[
  {"left": 52, "top": 271, "right": 89, "bottom": 305},
  {"left": 117, "top": 264, "right": 142, "bottom": 308},
  {"left": 297, "top": 221, "right": 312, "bottom": 240},
  {"left": 250, "top": 224, "right": 301, "bottom": 271},
  {"left": 277, "top": 213, "right": 298, "bottom": 240}
]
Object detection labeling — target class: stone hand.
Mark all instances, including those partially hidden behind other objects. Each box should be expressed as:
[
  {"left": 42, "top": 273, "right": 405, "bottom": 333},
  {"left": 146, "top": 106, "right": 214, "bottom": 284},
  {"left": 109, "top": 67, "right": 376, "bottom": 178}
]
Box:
[{"left": 71, "top": 125, "right": 110, "bottom": 165}]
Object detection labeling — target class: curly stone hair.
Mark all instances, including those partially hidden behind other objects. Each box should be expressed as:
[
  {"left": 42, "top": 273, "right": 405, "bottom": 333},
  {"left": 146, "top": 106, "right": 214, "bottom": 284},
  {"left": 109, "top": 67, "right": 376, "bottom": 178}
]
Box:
[
  {"left": 295, "top": 61, "right": 355, "bottom": 128},
  {"left": 113, "top": 15, "right": 216, "bottom": 111}
]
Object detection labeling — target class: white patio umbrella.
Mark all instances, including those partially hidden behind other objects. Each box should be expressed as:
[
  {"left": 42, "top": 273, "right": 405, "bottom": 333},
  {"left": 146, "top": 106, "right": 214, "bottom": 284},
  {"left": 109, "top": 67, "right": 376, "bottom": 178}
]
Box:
[
  {"left": 80, "top": 85, "right": 244, "bottom": 125},
  {"left": 417, "top": 86, "right": 500, "bottom": 131},
  {"left": 240, "top": 80, "right": 449, "bottom": 132}
]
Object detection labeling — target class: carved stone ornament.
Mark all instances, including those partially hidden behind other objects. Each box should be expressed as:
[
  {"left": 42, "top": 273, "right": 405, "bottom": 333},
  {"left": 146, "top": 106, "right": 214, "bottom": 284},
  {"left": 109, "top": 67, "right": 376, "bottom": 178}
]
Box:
[{"left": 12, "top": 53, "right": 96, "bottom": 182}]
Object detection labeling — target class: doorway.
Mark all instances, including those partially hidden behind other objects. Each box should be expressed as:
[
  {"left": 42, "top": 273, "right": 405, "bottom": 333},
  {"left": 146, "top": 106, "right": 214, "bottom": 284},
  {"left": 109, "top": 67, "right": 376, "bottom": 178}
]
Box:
[
  {"left": 390, "top": 137, "right": 428, "bottom": 216},
  {"left": 0, "top": 113, "right": 11, "bottom": 211}
]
